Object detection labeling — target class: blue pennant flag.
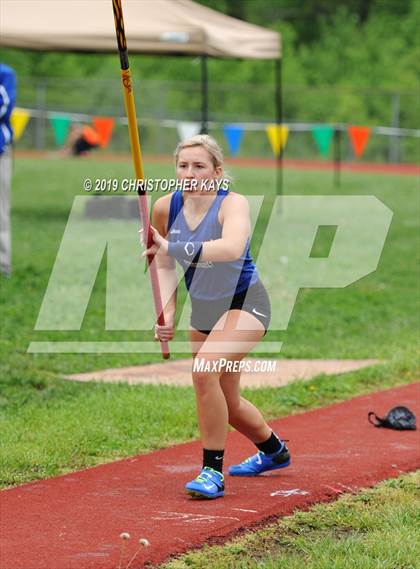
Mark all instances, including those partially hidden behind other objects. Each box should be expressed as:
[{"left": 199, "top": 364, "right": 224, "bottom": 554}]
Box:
[{"left": 223, "top": 124, "right": 244, "bottom": 156}]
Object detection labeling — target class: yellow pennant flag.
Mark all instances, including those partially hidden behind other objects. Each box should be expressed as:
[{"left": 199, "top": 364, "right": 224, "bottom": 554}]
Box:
[
  {"left": 11, "top": 108, "right": 30, "bottom": 142},
  {"left": 266, "top": 124, "right": 289, "bottom": 157}
]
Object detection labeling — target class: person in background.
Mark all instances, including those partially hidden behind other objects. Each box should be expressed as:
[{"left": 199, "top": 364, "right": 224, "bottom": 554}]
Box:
[
  {"left": 60, "top": 123, "right": 101, "bottom": 157},
  {"left": 0, "top": 63, "right": 16, "bottom": 277}
]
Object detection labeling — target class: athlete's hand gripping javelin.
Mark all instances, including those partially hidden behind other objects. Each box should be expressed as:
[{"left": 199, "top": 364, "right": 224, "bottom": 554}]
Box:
[{"left": 139, "top": 226, "right": 169, "bottom": 257}]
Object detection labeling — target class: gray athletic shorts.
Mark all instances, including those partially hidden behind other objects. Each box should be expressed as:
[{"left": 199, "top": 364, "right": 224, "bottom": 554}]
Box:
[{"left": 190, "top": 279, "right": 271, "bottom": 336}]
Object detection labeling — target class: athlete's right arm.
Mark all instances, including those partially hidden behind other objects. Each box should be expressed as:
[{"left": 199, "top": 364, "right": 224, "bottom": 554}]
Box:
[{"left": 151, "top": 195, "right": 178, "bottom": 339}]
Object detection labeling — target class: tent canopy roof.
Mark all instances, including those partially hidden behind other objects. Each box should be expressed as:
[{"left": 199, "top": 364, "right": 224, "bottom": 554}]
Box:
[{"left": 0, "top": 0, "right": 281, "bottom": 59}]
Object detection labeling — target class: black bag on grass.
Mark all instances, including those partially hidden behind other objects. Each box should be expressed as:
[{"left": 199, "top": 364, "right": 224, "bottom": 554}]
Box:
[{"left": 368, "top": 406, "right": 417, "bottom": 430}]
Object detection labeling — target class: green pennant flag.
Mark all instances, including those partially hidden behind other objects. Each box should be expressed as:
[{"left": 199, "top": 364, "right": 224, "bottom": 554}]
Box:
[
  {"left": 50, "top": 115, "right": 72, "bottom": 146},
  {"left": 312, "top": 126, "right": 334, "bottom": 158}
]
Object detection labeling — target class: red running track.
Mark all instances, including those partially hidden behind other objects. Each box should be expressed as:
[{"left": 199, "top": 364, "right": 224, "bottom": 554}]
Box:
[
  {"left": 1, "top": 383, "right": 419, "bottom": 569},
  {"left": 15, "top": 150, "right": 420, "bottom": 176}
]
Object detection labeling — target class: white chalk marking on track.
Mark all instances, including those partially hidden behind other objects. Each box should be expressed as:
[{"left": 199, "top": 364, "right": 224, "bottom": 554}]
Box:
[
  {"left": 152, "top": 511, "right": 240, "bottom": 523},
  {"left": 337, "top": 483, "right": 355, "bottom": 492},
  {"left": 270, "top": 488, "right": 310, "bottom": 497}
]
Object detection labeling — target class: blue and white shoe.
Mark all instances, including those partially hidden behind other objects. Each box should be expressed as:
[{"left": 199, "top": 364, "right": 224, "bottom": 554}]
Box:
[
  {"left": 229, "top": 443, "right": 291, "bottom": 476},
  {"left": 185, "top": 467, "right": 225, "bottom": 499}
]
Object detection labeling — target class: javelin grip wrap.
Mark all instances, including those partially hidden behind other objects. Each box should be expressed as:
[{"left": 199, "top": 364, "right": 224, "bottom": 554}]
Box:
[
  {"left": 168, "top": 241, "right": 203, "bottom": 263},
  {"left": 112, "top": 0, "right": 129, "bottom": 69}
]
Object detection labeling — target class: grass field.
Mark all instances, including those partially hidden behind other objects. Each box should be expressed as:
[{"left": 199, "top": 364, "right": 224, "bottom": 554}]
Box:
[
  {"left": 0, "top": 157, "right": 418, "bottom": 489},
  {"left": 0, "top": 156, "right": 418, "bottom": 566}
]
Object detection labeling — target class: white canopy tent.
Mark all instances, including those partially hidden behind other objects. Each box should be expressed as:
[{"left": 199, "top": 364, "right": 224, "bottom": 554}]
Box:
[
  {"left": 0, "top": 0, "right": 280, "bottom": 58},
  {"left": 1, "top": 0, "right": 284, "bottom": 191}
]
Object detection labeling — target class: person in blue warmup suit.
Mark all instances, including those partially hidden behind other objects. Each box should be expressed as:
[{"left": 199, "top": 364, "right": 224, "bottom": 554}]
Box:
[
  {"left": 0, "top": 63, "right": 16, "bottom": 277},
  {"left": 141, "top": 135, "right": 291, "bottom": 499}
]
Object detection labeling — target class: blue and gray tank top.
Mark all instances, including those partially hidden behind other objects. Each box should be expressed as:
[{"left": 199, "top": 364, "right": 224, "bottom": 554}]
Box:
[{"left": 167, "top": 188, "right": 258, "bottom": 300}]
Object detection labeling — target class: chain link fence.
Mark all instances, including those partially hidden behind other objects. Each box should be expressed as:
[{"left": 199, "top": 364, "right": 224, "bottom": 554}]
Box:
[{"left": 16, "top": 76, "right": 419, "bottom": 163}]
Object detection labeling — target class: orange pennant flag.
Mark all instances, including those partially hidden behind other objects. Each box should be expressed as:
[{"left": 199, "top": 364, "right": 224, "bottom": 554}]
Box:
[
  {"left": 92, "top": 117, "right": 115, "bottom": 148},
  {"left": 348, "top": 126, "right": 371, "bottom": 158}
]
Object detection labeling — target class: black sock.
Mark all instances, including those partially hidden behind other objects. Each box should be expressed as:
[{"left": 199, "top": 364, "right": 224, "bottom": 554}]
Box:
[
  {"left": 256, "top": 432, "right": 282, "bottom": 455},
  {"left": 203, "top": 449, "right": 224, "bottom": 473}
]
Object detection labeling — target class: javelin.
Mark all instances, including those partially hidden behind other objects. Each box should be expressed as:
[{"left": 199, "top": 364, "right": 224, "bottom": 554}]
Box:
[{"left": 112, "top": 0, "right": 170, "bottom": 359}]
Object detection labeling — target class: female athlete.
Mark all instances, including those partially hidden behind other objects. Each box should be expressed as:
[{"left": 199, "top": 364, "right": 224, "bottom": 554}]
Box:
[{"left": 141, "top": 135, "right": 290, "bottom": 499}]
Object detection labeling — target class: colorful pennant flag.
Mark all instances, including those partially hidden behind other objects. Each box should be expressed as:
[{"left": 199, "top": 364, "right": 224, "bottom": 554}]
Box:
[
  {"left": 50, "top": 115, "right": 72, "bottom": 146},
  {"left": 348, "top": 126, "right": 371, "bottom": 158},
  {"left": 223, "top": 124, "right": 244, "bottom": 156},
  {"left": 177, "top": 121, "right": 201, "bottom": 142},
  {"left": 92, "top": 117, "right": 115, "bottom": 148},
  {"left": 266, "top": 124, "right": 289, "bottom": 157},
  {"left": 10, "top": 108, "right": 30, "bottom": 142},
  {"left": 312, "top": 125, "right": 334, "bottom": 158}
]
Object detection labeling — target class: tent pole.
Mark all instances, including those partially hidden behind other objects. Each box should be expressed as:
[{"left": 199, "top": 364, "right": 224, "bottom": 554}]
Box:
[
  {"left": 200, "top": 54, "right": 208, "bottom": 134},
  {"left": 274, "top": 58, "right": 283, "bottom": 197}
]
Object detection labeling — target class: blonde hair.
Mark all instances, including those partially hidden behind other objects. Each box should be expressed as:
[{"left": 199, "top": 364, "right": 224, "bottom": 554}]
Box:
[
  {"left": 174, "top": 134, "right": 234, "bottom": 185},
  {"left": 174, "top": 134, "right": 224, "bottom": 170}
]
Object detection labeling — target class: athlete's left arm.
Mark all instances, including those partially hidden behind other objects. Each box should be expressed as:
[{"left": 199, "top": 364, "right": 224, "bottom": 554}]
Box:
[{"left": 200, "top": 193, "right": 250, "bottom": 262}]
